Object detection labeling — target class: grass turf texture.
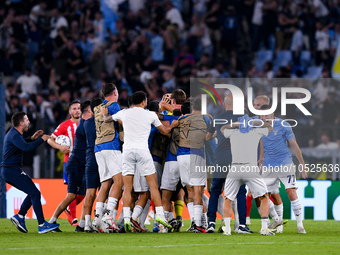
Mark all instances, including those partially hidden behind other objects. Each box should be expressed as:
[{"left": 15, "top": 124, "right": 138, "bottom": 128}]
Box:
[{"left": 0, "top": 219, "right": 339, "bottom": 255}]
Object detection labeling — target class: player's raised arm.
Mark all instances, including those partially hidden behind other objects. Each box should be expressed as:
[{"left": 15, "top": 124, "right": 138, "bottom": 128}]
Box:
[
  {"left": 157, "top": 119, "right": 178, "bottom": 137},
  {"left": 288, "top": 137, "right": 307, "bottom": 179}
]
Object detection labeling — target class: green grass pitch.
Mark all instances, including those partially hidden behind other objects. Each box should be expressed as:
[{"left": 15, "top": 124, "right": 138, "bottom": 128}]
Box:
[{"left": 1, "top": 219, "right": 339, "bottom": 255}]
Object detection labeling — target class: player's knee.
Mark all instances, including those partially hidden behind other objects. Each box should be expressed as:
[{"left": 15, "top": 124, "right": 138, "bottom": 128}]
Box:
[{"left": 31, "top": 189, "right": 41, "bottom": 198}]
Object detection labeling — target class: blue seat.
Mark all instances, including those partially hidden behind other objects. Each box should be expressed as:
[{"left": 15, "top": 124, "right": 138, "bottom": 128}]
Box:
[
  {"left": 300, "top": 50, "right": 312, "bottom": 68},
  {"left": 255, "top": 50, "right": 273, "bottom": 71},
  {"left": 304, "top": 65, "right": 323, "bottom": 79},
  {"left": 274, "top": 50, "right": 292, "bottom": 71}
]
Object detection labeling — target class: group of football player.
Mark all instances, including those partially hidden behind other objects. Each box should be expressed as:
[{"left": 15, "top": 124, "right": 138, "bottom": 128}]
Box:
[{"left": 46, "top": 83, "right": 307, "bottom": 235}]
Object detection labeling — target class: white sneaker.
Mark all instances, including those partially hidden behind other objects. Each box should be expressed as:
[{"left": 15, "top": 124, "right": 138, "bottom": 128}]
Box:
[
  {"left": 158, "top": 224, "right": 168, "bottom": 233},
  {"left": 92, "top": 215, "right": 107, "bottom": 233},
  {"left": 246, "top": 217, "right": 251, "bottom": 225},
  {"left": 102, "top": 213, "right": 119, "bottom": 233},
  {"left": 297, "top": 227, "right": 306, "bottom": 234},
  {"left": 260, "top": 228, "right": 275, "bottom": 236},
  {"left": 222, "top": 226, "right": 231, "bottom": 236},
  {"left": 269, "top": 219, "right": 283, "bottom": 230},
  {"left": 85, "top": 225, "right": 95, "bottom": 233}
]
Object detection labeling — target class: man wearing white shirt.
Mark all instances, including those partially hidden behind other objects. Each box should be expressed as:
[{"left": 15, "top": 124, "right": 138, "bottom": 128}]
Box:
[
  {"left": 291, "top": 25, "right": 304, "bottom": 65},
  {"left": 50, "top": 8, "right": 68, "bottom": 39},
  {"left": 103, "top": 91, "right": 177, "bottom": 232},
  {"left": 165, "top": 2, "right": 184, "bottom": 31},
  {"left": 15, "top": 68, "right": 41, "bottom": 95}
]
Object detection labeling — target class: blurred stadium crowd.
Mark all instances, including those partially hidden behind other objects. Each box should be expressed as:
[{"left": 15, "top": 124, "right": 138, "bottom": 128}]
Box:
[{"left": 0, "top": 0, "right": 340, "bottom": 177}]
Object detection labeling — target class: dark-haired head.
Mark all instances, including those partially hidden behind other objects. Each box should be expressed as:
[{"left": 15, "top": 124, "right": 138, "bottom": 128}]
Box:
[
  {"left": 81, "top": 100, "right": 91, "bottom": 114},
  {"left": 149, "top": 100, "right": 160, "bottom": 112},
  {"left": 11, "top": 112, "right": 27, "bottom": 128},
  {"left": 181, "top": 101, "right": 192, "bottom": 115},
  {"left": 131, "top": 91, "right": 147, "bottom": 107},
  {"left": 102, "top": 83, "right": 117, "bottom": 97},
  {"left": 91, "top": 98, "right": 103, "bottom": 113}
]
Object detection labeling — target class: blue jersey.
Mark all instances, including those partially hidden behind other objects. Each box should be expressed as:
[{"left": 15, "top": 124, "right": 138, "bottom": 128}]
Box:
[
  {"left": 163, "top": 114, "right": 179, "bottom": 162},
  {"left": 148, "top": 125, "right": 163, "bottom": 164},
  {"left": 1, "top": 128, "right": 44, "bottom": 168},
  {"left": 71, "top": 118, "right": 86, "bottom": 161},
  {"left": 84, "top": 116, "right": 96, "bottom": 164},
  {"left": 262, "top": 118, "right": 295, "bottom": 167},
  {"left": 208, "top": 110, "right": 242, "bottom": 165},
  {"left": 94, "top": 100, "right": 121, "bottom": 152},
  {"left": 177, "top": 115, "right": 210, "bottom": 158}
]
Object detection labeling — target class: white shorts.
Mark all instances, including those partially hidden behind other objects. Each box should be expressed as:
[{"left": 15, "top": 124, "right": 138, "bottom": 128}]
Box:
[
  {"left": 154, "top": 161, "right": 163, "bottom": 188},
  {"left": 160, "top": 161, "right": 179, "bottom": 191},
  {"left": 122, "top": 148, "right": 156, "bottom": 177},
  {"left": 95, "top": 150, "right": 122, "bottom": 182},
  {"left": 224, "top": 165, "right": 267, "bottom": 201},
  {"left": 177, "top": 154, "right": 207, "bottom": 187},
  {"left": 133, "top": 166, "right": 149, "bottom": 193},
  {"left": 262, "top": 164, "right": 298, "bottom": 193}
]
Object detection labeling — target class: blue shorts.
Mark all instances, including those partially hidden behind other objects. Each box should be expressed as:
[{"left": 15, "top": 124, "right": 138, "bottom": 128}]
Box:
[
  {"left": 65, "top": 157, "right": 86, "bottom": 196},
  {"left": 85, "top": 160, "right": 100, "bottom": 190}
]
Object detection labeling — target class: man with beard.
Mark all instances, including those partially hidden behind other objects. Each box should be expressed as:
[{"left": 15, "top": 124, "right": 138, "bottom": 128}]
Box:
[
  {"left": 1, "top": 112, "right": 59, "bottom": 233},
  {"left": 47, "top": 100, "right": 84, "bottom": 226}
]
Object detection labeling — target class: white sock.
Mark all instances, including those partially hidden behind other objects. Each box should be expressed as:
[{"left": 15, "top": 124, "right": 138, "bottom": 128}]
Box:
[
  {"left": 202, "top": 194, "right": 209, "bottom": 208},
  {"left": 217, "top": 194, "right": 224, "bottom": 217},
  {"left": 155, "top": 206, "right": 165, "bottom": 218},
  {"left": 95, "top": 202, "right": 104, "bottom": 217},
  {"left": 111, "top": 209, "right": 118, "bottom": 220},
  {"left": 79, "top": 219, "right": 85, "bottom": 228},
  {"left": 132, "top": 205, "right": 143, "bottom": 220},
  {"left": 261, "top": 217, "right": 268, "bottom": 230},
  {"left": 232, "top": 200, "right": 239, "bottom": 225},
  {"left": 269, "top": 200, "right": 280, "bottom": 222},
  {"left": 85, "top": 215, "right": 92, "bottom": 227},
  {"left": 275, "top": 203, "right": 283, "bottom": 220},
  {"left": 187, "top": 202, "right": 194, "bottom": 223},
  {"left": 194, "top": 205, "right": 203, "bottom": 226},
  {"left": 164, "top": 211, "right": 170, "bottom": 221},
  {"left": 103, "top": 203, "right": 107, "bottom": 213},
  {"left": 202, "top": 212, "right": 208, "bottom": 227},
  {"left": 139, "top": 199, "right": 150, "bottom": 227},
  {"left": 49, "top": 216, "right": 57, "bottom": 223},
  {"left": 168, "top": 211, "right": 175, "bottom": 221},
  {"left": 107, "top": 197, "right": 118, "bottom": 214},
  {"left": 291, "top": 199, "right": 303, "bottom": 228},
  {"left": 123, "top": 207, "right": 131, "bottom": 224},
  {"left": 223, "top": 217, "right": 231, "bottom": 230}
]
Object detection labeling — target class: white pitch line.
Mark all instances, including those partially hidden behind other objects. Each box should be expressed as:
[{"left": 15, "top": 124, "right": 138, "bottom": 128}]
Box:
[{"left": 6, "top": 241, "right": 340, "bottom": 250}]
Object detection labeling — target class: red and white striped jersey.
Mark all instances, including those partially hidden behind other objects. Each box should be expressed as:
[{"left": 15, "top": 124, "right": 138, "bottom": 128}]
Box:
[{"left": 52, "top": 119, "right": 78, "bottom": 163}]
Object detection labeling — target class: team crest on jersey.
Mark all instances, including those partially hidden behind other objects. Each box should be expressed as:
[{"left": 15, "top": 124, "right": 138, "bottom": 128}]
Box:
[{"left": 273, "top": 130, "right": 278, "bottom": 136}]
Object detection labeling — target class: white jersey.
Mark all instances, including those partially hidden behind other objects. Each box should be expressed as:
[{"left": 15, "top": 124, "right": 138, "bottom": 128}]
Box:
[
  {"left": 111, "top": 107, "right": 162, "bottom": 151},
  {"left": 223, "top": 128, "right": 268, "bottom": 166}
]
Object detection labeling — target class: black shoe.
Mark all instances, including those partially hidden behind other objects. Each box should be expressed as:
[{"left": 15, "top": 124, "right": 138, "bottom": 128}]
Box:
[
  {"left": 193, "top": 224, "right": 206, "bottom": 233},
  {"left": 74, "top": 225, "right": 84, "bottom": 233},
  {"left": 49, "top": 221, "right": 62, "bottom": 232},
  {"left": 130, "top": 219, "right": 146, "bottom": 233},
  {"left": 186, "top": 221, "right": 195, "bottom": 232},
  {"left": 168, "top": 218, "right": 177, "bottom": 232},
  {"left": 174, "top": 216, "right": 182, "bottom": 232}
]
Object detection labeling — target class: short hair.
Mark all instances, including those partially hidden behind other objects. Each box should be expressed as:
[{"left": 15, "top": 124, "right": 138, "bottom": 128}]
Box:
[
  {"left": 192, "top": 97, "right": 201, "bottom": 111},
  {"left": 81, "top": 100, "right": 91, "bottom": 114},
  {"left": 255, "top": 95, "right": 270, "bottom": 105},
  {"left": 69, "top": 100, "right": 80, "bottom": 108},
  {"left": 171, "top": 89, "right": 186, "bottom": 105},
  {"left": 131, "top": 91, "right": 147, "bottom": 105},
  {"left": 91, "top": 98, "right": 103, "bottom": 113},
  {"left": 181, "top": 101, "right": 192, "bottom": 115},
  {"left": 260, "top": 104, "right": 271, "bottom": 110},
  {"left": 148, "top": 100, "right": 160, "bottom": 112},
  {"left": 12, "top": 112, "right": 26, "bottom": 127},
  {"left": 102, "top": 83, "right": 117, "bottom": 97}
]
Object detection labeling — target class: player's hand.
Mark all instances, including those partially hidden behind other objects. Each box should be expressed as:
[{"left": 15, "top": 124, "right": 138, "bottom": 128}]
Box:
[
  {"left": 41, "top": 134, "right": 50, "bottom": 141},
  {"left": 101, "top": 107, "right": 108, "bottom": 116},
  {"left": 171, "top": 120, "right": 179, "bottom": 128},
  {"left": 59, "top": 145, "right": 70, "bottom": 154},
  {"left": 299, "top": 164, "right": 308, "bottom": 179},
  {"left": 31, "top": 130, "right": 44, "bottom": 140}
]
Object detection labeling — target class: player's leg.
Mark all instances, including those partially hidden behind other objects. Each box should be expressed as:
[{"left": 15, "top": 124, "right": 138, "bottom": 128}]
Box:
[
  {"left": 139, "top": 196, "right": 151, "bottom": 231},
  {"left": 131, "top": 191, "right": 149, "bottom": 232},
  {"left": 83, "top": 188, "right": 97, "bottom": 231},
  {"left": 246, "top": 190, "right": 253, "bottom": 225},
  {"left": 271, "top": 190, "right": 284, "bottom": 233},
  {"left": 193, "top": 185, "right": 206, "bottom": 232},
  {"left": 237, "top": 185, "right": 250, "bottom": 233},
  {"left": 207, "top": 175, "right": 225, "bottom": 233},
  {"left": 122, "top": 175, "right": 134, "bottom": 231}
]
